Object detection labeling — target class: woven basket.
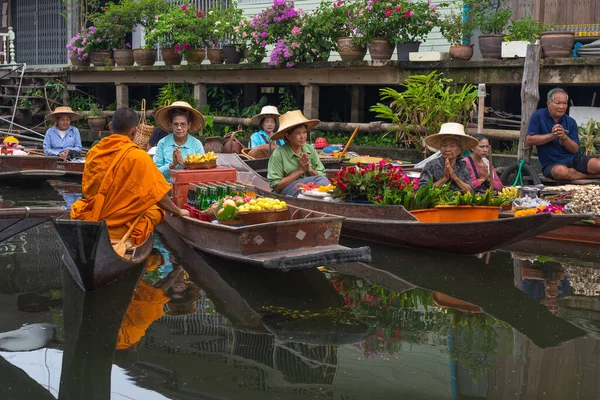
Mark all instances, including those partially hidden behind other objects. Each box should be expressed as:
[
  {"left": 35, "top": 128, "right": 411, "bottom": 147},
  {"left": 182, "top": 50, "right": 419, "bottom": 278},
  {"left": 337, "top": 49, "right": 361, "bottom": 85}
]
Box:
[
  {"left": 133, "top": 99, "right": 154, "bottom": 148},
  {"left": 184, "top": 160, "right": 217, "bottom": 169},
  {"left": 241, "top": 143, "right": 277, "bottom": 159}
]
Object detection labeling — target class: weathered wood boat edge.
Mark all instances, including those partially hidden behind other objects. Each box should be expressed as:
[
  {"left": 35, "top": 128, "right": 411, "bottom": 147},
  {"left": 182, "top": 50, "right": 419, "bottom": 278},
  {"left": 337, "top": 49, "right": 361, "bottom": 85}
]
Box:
[
  {"left": 0, "top": 207, "right": 67, "bottom": 243},
  {"left": 52, "top": 218, "right": 153, "bottom": 291}
]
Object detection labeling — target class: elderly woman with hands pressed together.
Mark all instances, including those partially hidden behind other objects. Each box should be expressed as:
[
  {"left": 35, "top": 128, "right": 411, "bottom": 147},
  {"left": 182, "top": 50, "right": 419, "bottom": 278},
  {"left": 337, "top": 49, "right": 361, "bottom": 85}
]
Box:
[
  {"left": 152, "top": 101, "right": 205, "bottom": 183},
  {"left": 419, "top": 123, "right": 477, "bottom": 192},
  {"left": 267, "top": 110, "right": 329, "bottom": 197},
  {"left": 43, "top": 106, "right": 83, "bottom": 160}
]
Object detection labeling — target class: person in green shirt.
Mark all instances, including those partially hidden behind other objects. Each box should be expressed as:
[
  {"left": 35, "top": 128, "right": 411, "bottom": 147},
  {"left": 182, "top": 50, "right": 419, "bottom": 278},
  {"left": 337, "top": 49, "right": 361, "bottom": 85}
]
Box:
[{"left": 267, "top": 110, "right": 329, "bottom": 197}]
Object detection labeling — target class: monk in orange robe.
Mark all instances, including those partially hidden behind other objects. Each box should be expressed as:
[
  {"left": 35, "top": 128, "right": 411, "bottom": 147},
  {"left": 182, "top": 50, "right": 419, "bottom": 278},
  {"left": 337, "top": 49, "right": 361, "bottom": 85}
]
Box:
[{"left": 71, "top": 108, "right": 189, "bottom": 245}]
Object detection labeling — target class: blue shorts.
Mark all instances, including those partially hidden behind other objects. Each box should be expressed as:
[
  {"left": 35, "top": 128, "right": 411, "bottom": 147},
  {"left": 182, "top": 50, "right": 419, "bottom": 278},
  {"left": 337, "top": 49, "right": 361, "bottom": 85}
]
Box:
[{"left": 542, "top": 152, "right": 592, "bottom": 179}]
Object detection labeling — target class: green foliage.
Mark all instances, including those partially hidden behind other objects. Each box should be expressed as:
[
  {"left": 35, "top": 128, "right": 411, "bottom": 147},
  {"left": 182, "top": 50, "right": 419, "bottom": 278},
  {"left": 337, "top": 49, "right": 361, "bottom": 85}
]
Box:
[
  {"left": 70, "top": 93, "right": 98, "bottom": 111},
  {"left": 505, "top": 14, "right": 549, "bottom": 42},
  {"left": 439, "top": 6, "right": 475, "bottom": 46},
  {"left": 464, "top": 0, "right": 512, "bottom": 35},
  {"left": 441, "top": 189, "right": 511, "bottom": 206},
  {"left": 145, "top": 2, "right": 210, "bottom": 50},
  {"left": 278, "top": 87, "right": 298, "bottom": 113},
  {"left": 370, "top": 71, "right": 477, "bottom": 151},
  {"left": 373, "top": 180, "right": 454, "bottom": 209},
  {"left": 85, "top": 103, "right": 105, "bottom": 117},
  {"left": 155, "top": 83, "right": 197, "bottom": 109},
  {"left": 499, "top": 141, "right": 518, "bottom": 154},
  {"left": 578, "top": 119, "right": 600, "bottom": 156}
]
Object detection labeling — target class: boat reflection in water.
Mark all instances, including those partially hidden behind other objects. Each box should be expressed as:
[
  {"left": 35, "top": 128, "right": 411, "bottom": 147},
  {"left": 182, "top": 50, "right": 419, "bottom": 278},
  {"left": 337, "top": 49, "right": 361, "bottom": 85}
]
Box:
[{"left": 1, "top": 221, "right": 600, "bottom": 399}]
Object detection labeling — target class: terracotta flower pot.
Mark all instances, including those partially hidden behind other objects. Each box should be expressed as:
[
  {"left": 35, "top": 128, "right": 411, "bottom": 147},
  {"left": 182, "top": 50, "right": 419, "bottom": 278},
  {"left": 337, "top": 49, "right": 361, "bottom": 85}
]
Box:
[
  {"left": 396, "top": 42, "right": 421, "bottom": 61},
  {"left": 435, "top": 205, "right": 500, "bottom": 222},
  {"left": 223, "top": 45, "right": 244, "bottom": 64},
  {"left": 113, "top": 49, "right": 134, "bottom": 66},
  {"left": 184, "top": 49, "right": 206, "bottom": 65},
  {"left": 337, "top": 38, "right": 366, "bottom": 61},
  {"left": 207, "top": 49, "right": 225, "bottom": 64},
  {"left": 90, "top": 51, "right": 110, "bottom": 66},
  {"left": 540, "top": 31, "right": 575, "bottom": 58},
  {"left": 478, "top": 34, "right": 505, "bottom": 59},
  {"left": 70, "top": 54, "right": 90, "bottom": 67},
  {"left": 87, "top": 117, "right": 107, "bottom": 131},
  {"left": 368, "top": 38, "right": 393, "bottom": 61},
  {"left": 161, "top": 48, "right": 182, "bottom": 66},
  {"left": 133, "top": 49, "right": 156, "bottom": 66},
  {"left": 449, "top": 45, "right": 474, "bottom": 61}
]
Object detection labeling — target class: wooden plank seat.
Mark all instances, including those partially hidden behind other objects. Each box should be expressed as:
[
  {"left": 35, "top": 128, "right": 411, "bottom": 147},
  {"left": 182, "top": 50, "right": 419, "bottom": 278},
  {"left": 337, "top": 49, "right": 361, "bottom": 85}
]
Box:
[{"left": 539, "top": 175, "right": 600, "bottom": 186}]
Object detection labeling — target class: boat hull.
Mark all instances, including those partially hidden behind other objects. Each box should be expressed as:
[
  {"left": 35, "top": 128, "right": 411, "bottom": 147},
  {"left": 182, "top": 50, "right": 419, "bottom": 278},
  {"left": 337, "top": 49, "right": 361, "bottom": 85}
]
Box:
[
  {"left": 0, "top": 207, "right": 66, "bottom": 243},
  {"left": 164, "top": 206, "right": 371, "bottom": 270},
  {"left": 0, "top": 155, "right": 84, "bottom": 181},
  {"left": 52, "top": 219, "right": 153, "bottom": 291}
]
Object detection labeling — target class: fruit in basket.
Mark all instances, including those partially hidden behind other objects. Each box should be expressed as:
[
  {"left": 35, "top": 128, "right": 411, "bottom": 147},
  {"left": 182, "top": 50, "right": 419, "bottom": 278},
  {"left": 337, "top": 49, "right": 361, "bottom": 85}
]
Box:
[
  {"left": 501, "top": 187, "right": 519, "bottom": 198},
  {"left": 186, "top": 152, "right": 218, "bottom": 163},
  {"left": 215, "top": 199, "right": 238, "bottom": 220},
  {"left": 237, "top": 197, "right": 287, "bottom": 213}
]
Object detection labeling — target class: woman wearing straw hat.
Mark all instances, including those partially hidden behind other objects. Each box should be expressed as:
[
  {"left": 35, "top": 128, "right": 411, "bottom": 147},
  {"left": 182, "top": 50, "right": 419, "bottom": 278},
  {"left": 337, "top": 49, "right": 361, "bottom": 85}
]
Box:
[
  {"left": 419, "top": 123, "right": 477, "bottom": 192},
  {"left": 249, "top": 105, "right": 283, "bottom": 148},
  {"left": 267, "top": 110, "right": 329, "bottom": 197},
  {"left": 43, "top": 106, "right": 83, "bottom": 159},
  {"left": 153, "top": 101, "right": 206, "bottom": 183}
]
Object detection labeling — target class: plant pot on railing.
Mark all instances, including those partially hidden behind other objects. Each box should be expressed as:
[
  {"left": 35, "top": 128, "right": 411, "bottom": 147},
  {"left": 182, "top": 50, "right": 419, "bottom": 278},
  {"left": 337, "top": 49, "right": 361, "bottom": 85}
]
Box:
[
  {"left": 396, "top": 42, "right": 421, "bottom": 61},
  {"left": 540, "top": 31, "right": 574, "bottom": 58},
  {"left": 184, "top": 49, "right": 206, "bottom": 65},
  {"left": 337, "top": 38, "right": 367, "bottom": 61},
  {"left": 70, "top": 54, "right": 90, "bottom": 67},
  {"left": 207, "top": 49, "right": 225, "bottom": 64},
  {"left": 87, "top": 117, "right": 107, "bottom": 131},
  {"left": 133, "top": 49, "right": 156, "bottom": 66},
  {"left": 368, "top": 39, "right": 393, "bottom": 61},
  {"left": 113, "top": 49, "right": 134, "bottom": 66},
  {"left": 161, "top": 48, "right": 183, "bottom": 66},
  {"left": 223, "top": 45, "right": 244, "bottom": 64},
  {"left": 449, "top": 45, "right": 474, "bottom": 61},
  {"left": 90, "top": 51, "right": 111, "bottom": 66},
  {"left": 478, "top": 34, "right": 505, "bottom": 59}
]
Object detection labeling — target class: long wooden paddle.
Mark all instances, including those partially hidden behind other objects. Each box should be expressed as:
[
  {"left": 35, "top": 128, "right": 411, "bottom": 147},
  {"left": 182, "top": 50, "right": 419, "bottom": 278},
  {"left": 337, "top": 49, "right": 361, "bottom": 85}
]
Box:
[
  {"left": 338, "top": 126, "right": 360, "bottom": 158},
  {"left": 113, "top": 213, "right": 144, "bottom": 257}
]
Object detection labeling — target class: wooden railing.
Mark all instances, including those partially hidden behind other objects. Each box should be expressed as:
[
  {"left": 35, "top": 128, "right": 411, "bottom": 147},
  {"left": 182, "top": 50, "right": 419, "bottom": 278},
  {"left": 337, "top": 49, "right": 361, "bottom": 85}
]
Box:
[{"left": 0, "top": 27, "right": 16, "bottom": 65}]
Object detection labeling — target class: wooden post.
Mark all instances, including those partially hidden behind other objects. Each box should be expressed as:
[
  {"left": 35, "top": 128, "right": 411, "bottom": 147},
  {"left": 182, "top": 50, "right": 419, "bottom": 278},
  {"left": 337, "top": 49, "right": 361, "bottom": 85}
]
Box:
[
  {"left": 194, "top": 83, "right": 207, "bottom": 110},
  {"left": 303, "top": 84, "right": 319, "bottom": 119},
  {"left": 477, "top": 83, "right": 486, "bottom": 133},
  {"left": 115, "top": 84, "right": 129, "bottom": 109},
  {"left": 243, "top": 84, "right": 257, "bottom": 108},
  {"left": 350, "top": 86, "right": 364, "bottom": 123},
  {"left": 518, "top": 43, "right": 541, "bottom": 164}
]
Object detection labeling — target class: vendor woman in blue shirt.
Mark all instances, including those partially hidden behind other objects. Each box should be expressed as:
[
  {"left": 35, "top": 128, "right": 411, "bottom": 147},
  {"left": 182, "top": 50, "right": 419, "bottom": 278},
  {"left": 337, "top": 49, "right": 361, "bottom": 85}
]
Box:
[
  {"left": 152, "top": 101, "right": 205, "bottom": 183},
  {"left": 43, "top": 106, "right": 82, "bottom": 159},
  {"left": 249, "top": 106, "right": 284, "bottom": 148}
]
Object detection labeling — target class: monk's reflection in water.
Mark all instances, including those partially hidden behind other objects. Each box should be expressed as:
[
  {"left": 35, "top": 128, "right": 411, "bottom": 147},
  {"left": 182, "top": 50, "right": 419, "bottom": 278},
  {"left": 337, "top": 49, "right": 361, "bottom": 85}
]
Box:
[{"left": 116, "top": 249, "right": 201, "bottom": 350}]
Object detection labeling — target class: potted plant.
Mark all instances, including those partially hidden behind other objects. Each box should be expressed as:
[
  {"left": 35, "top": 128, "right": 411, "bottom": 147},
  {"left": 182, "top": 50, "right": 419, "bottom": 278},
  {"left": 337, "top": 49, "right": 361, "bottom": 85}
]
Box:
[
  {"left": 145, "top": 5, "right": 191, "bottom": 65},
  {"left": 465, "top": 0, "right": 512, "bottom": 59},
  {"left": 91, "top": 0, "right": 137, "bottom": 66},
  {"left": 329, "top": 0, "right": 368, "bottom": 61},
  {"left": 502, "top": 14, "right": 547, "bottom": 58},
  {"left": 294, "top": 2, "right": 339, "bottom": 62},
  {"left": 85, "top": 25, "right": 119, "bottom": 66},
  {"left": 353, "top": 0, "right": 399, "bottom": 60},
  {"left": 390, "top": 0, "right": 447, "bottom": 61},
  {"left": 579, "top": 119, "right": 600, "bottom": 156},
  {"left": 220, "top": 3, "right": 246, "bottom": 64},
  {"left": 240, "top": 19, "right": 267, "bottom": 63},
  {"left": 439, "top": 7, "right": 475, "bottom": 61},
  {"left": 66, "top": 27, "right": 93, "bottom": 67},
  {"left": 85, "top": 104, "right": 107, "bottom": 131},
  {"left": 133, "top": 0, "right": 171, "bottom": 66},
  {"left": 435, "top": 190, "right": 509, "bottom": 222},
  {"left": 540, "top": 28, "right": 575, "bottom": 58}
]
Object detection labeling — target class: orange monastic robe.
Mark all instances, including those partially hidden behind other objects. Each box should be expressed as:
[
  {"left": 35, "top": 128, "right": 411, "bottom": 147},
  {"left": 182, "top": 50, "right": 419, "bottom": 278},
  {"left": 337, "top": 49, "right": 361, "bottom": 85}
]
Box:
[{"left": 71, "top": 135, "right": 171, "bottom": 245}]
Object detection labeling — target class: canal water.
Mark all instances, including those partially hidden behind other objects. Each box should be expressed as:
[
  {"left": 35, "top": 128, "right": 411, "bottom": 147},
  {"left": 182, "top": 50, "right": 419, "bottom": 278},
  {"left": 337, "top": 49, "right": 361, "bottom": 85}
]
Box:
[{"left": 1, "top": 181, "right": 599, "bottom": 399}]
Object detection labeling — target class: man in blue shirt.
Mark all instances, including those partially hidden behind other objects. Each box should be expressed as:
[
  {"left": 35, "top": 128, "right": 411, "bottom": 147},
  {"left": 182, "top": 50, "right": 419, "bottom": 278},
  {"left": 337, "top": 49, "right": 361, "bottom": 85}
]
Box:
[
  {"left": 43, "top": 106, "right": 83, "bottom": 159},
  {"left": 527, "top": 88, "right": 600, "bottom": 180}
]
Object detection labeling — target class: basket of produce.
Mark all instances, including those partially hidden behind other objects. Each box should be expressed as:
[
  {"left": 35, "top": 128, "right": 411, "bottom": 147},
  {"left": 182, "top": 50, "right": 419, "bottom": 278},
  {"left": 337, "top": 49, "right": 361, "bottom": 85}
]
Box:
[
  {"left": 236, "top": 198, "right": 288, "bottom": 225},
  {"left": 184, "top": 152, "right": 218, "bottom": 169}
]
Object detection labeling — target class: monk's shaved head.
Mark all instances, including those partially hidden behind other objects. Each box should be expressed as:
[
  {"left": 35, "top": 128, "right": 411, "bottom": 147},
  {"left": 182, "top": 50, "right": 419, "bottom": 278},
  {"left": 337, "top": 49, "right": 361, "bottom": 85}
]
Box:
[{"left": 112, "top": 108, "right": 138, "bottom": 133}]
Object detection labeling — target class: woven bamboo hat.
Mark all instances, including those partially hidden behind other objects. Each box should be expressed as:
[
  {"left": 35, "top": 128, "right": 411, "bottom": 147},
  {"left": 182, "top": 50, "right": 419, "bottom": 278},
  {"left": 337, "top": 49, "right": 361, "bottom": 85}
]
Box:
[
  {"left": 154, "top": 101, "right": 205, "bottom": 134},
  {"left": 45, "top": 106, "right": 81, "bottom": 123},
  {"left": 250, "top": 105, "right": 280, "bottom": 126},
  {"left": 424, "top": 123, "right": 479, "bottom": 151},
  {"left": 271, "top": 110, "right": 320, "bottom": 142}
]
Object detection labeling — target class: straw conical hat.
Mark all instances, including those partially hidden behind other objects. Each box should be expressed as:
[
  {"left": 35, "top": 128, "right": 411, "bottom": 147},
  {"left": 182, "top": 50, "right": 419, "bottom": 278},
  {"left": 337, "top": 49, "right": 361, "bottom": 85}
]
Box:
[
  {"left": 424, "top": 123, "right": 479, "bottom": 151},
  {"left": 250, "top": 105, "right": 281, "bottom": 126},
  {"left": 45, "top": 106, "right": 81, "bottom": 122},
  {"left": 271, "top": 110, "right": 319, "bottom": 141},
  {"left": 154, "top": 101, "right": 205, "bottom": 134}
]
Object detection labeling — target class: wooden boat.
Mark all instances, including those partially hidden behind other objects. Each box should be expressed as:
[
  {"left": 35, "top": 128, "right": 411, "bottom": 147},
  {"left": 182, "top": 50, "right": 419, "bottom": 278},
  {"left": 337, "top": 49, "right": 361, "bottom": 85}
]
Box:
[
  {"left": 337, "top": 239, "right": 586, "bottom": 349},
  {"left": 254, "top": 189, "right": 588, "bottom": 254},
  {"left": 163, "top": 204, "right": 371, "bottom": 270},
  {"left": 0, "top": 206, "right": 66, "bottom": 243},
  {"left": 535, "top": 217, "right": 600, "bottom": 245},
  {"left": 0, "top": 154, "right": 84, "bottom": 181},
  {"left": 52, "top": 219, "right": 154, "bottom": 291}
]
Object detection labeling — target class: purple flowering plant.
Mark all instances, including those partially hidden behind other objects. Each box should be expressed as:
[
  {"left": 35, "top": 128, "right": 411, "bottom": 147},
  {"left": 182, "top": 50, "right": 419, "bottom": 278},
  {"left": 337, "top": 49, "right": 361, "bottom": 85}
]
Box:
[{"left": 66, "top": 27, "right": 94, "bottom": 61}]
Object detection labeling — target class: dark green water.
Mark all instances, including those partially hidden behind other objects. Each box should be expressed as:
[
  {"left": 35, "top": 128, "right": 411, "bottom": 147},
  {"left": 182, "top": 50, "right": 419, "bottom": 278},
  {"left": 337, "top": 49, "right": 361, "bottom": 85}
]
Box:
[{"left": 1, "top": 181, "right": 599, "bottom": 399}]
